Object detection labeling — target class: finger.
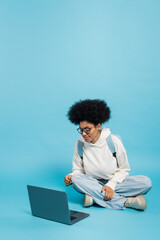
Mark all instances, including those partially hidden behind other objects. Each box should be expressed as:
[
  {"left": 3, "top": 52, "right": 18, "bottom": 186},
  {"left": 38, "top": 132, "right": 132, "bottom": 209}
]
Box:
[
  {"left": 104, "top": 192, "right": 109, "bottom": 199},
  {"left": 101, "top": 187, "right": 105, "bottom": 193},
  {"left": 66, "top": 179, "right": 72, "bottom": 184},
  {"left": 67, "top": 177, "right": 72, "bottom": 183},
  {"left": 104, "top": 192, "right": 110, "bottom": 200},
  {"left": 104, "top": 196, "right": 110, "bottom": 201},
  {"left": 65, "top": 180, "right": 71, "bottom": 184},
  {"left": 105, "top": 194, "right": 112, "bottom": 200},
  {"left": 104, "top": 196, "right": 109, "bottom": 201},
  {"left": 65, "top": 182, "right": 70, "bottom": 186}
]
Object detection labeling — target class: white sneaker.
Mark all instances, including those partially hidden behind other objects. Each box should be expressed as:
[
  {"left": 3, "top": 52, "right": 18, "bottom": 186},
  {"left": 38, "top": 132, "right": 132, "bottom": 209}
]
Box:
[
  {"left": 124, "top": 195, "right": 147, "bottom": 210},
  {"left": 84, "top": 194, "right": 94, "bottom": 207}
]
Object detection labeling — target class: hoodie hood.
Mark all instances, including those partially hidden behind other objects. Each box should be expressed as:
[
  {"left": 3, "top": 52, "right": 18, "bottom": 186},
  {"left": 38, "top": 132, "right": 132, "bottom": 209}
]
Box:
[{"left": 79, "top": 127, "right": 111, "bottom": 147}]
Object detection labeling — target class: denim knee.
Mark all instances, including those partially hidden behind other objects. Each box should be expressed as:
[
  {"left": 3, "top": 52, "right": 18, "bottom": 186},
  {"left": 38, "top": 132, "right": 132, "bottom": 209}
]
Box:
[
  {"left": 71, "top": 173, "right": 84, "bottom": 184},
  {"left": 144, "top": 176, "right": 152, "bottom": 192}
]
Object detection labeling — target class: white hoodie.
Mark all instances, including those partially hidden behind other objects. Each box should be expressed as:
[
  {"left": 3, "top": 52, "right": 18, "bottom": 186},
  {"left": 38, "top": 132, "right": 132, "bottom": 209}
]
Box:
[{"left": 72, "top": 128, "right": 130, "bottom": 190}]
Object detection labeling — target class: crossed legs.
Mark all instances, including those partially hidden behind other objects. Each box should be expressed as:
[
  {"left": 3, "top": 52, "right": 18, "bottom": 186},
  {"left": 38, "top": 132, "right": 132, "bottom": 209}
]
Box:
[{"left": 71, "top": 173, "right": 152, "bottom": 210}]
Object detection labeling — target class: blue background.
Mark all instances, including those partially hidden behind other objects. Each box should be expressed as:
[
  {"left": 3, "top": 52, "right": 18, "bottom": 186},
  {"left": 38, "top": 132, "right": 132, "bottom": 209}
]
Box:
[{"left": 0, "top": 0, "right": 160, "bottom": 239}]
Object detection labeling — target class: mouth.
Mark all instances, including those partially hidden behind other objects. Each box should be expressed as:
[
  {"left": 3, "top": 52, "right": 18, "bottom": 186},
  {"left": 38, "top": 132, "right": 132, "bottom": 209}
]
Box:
[{"left": 84, "top": 137, "right": 89, "bottom": 141}]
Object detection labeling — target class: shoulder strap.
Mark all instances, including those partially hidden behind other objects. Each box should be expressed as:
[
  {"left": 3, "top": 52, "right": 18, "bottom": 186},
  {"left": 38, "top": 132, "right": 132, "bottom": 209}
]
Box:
[
  {"left": 106, "top": 134, "right": 119, "bottom": 167},
  {"left": 77, "top": 140, "right": 84, "bottom": 159},
  {"left": 106, "top": 134, "right": 116, "bottom": 155}
]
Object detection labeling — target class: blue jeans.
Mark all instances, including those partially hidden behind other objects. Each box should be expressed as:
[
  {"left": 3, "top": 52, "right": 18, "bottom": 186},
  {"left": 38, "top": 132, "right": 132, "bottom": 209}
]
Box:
[{"left": 71, "top": 173, "right": 152, "bottom": 209}]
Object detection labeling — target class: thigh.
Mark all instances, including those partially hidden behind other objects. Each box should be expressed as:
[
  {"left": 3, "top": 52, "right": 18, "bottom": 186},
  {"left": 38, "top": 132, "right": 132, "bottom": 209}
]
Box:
[
  {"left": 115, "top": 175, "right": 152, "bottom": 197},
  {"left": 71, "top": 173, "right": 106, "bottom": 198},
  {"left": 71, "top": 173, "right": 100, "bottom": 190}
]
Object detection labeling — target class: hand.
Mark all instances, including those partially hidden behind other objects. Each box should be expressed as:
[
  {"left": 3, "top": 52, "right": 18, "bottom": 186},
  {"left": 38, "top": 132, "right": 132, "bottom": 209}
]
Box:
[
  {"left": 64, "top": 174, "right": 72, "bottom": 186},
  {"left": 101, "top": 185, "right": 114, "bottom": 201}
]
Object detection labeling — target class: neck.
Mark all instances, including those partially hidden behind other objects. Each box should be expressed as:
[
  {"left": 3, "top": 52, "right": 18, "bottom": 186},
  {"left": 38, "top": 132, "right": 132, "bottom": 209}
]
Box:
[{"left": 90, "top": 130, "right": 101, "bottom": 144}]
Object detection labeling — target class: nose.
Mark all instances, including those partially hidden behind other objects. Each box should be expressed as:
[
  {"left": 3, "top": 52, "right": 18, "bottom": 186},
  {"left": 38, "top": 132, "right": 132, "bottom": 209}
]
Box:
[{"left": 82, "top": 130, "right": 87, "bottom": 136}]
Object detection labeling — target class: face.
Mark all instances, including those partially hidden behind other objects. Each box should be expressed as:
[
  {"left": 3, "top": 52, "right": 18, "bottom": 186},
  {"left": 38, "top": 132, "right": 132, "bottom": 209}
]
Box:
[{"left": 79, "top": 121, "right": 101, "bottom": 144}]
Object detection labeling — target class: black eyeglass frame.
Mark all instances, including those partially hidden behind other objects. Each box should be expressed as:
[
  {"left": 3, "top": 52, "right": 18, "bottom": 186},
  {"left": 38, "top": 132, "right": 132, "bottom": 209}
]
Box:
[{"left": 77, "top": 127, "right": 93, "bottom": 135}]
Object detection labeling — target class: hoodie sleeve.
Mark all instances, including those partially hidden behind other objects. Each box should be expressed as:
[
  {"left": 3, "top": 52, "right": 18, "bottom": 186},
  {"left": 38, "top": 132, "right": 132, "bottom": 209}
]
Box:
[
  {"left": 71, "top": 140, "right": 85, "bottom": 175},
  {"left": 105, "top": 135, "right": 130, "bottom": 191}
]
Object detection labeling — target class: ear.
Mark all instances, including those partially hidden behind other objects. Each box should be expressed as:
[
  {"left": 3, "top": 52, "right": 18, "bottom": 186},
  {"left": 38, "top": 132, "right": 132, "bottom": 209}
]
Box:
[{"left": 96, "top": 123, "right": 101, "bottom": 130}]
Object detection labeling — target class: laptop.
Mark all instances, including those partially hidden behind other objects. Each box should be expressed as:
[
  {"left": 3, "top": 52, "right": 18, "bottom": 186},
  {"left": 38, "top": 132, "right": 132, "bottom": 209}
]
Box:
[{"left": 27, "top": 185, "right": 89, "bottom": 225}]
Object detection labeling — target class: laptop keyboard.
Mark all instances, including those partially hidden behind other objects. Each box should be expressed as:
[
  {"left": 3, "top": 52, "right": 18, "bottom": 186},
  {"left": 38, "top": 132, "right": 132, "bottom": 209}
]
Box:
[
  {"left": 70, "top": 216, "right": 77, "bottom": 221},
  {"left": 70, "top": 210, "right": 78, "bottom": 221},
  {"left": 70, "top": 210, "right": 77, "bottom": 215}
]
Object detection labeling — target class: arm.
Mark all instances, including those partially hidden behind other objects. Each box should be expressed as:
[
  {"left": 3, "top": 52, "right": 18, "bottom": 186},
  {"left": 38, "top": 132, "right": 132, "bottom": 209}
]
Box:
[
  {"left": 72, "top": 140, "right": 85, "bottom": 175},
  {"left": 105, "top": 135, "right": 130, "bottom": 191},
  {"left": 64, "top": 141, "right": 85, "bottom": 187}
]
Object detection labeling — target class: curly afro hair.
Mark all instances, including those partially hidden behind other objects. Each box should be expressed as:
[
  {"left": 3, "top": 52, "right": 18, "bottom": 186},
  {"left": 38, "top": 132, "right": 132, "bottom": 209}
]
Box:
[{"left": 67, "top": 99, "right": 111, "bottom": 125}]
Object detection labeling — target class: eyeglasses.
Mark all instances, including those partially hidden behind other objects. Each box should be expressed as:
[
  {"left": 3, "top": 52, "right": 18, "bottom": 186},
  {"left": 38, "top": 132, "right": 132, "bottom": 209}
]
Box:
[{"left": 77, "top": 127, "right": 93, "bottom": 135}]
